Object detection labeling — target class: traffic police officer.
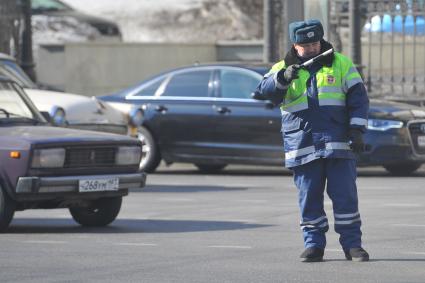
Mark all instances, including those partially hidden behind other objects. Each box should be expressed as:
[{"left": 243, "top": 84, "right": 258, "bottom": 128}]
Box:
[{"left": 254, "top": 19, "right": 370, "bottom": 262}]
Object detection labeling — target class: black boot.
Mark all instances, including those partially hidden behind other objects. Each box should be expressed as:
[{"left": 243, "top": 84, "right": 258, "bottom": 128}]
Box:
[
  {"left": 344, "top": 247, "right": 369, "bottom": 262},
  {"left": 300, "top": 247, "right": 324, "bottom": 262}
]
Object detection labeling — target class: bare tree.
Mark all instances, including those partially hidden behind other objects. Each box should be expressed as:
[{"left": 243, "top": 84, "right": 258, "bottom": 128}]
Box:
[{"left": 0, "top": 0, "right": 22, "bottom": 56}]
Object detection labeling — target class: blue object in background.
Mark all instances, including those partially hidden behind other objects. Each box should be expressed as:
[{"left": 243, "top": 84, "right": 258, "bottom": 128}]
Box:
[{"left": 365, "top": 14, "right": 425, "bottom": 35}]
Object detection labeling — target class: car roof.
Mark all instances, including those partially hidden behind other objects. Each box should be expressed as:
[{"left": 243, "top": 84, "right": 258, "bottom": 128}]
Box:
[
  {"left": 108, "top": 63, "right": 271, "bottom": 97},
  {"left": 179, "top": 62, "right": 271, "bottom": 73},
  {"left": 143, "top": 62, "right": 271, "bottom": 81}
]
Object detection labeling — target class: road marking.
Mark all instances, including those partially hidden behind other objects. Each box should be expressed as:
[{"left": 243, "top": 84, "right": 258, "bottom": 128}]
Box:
[
  {"left": 207, "top": 245, "right": 252, "bottom": 249},
  {"left": 392, "top": 224, "right": 425, "bottom": 227},
  {"left": 23, "top": 240, "right": 67, "bottom": 244},
  {"left": 116, "top": 242, "right": 158, "bottom": 247}
]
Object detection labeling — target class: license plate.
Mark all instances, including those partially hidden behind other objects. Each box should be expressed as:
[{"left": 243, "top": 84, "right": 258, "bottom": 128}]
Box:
[
  {"left": 79, "top": 178, "right": 119, "bottom": 192},
  {"left": 418, "top": 136, "right": 425, "bottom": 147}
]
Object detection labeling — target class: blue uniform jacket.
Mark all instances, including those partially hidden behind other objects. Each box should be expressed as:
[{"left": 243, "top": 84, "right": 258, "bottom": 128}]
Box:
[{"left": 255, "top": 42, "right": 369, "bottom": 168}]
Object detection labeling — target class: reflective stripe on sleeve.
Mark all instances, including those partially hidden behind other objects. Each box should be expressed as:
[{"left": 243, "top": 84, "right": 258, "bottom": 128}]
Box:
[
  {"left": 345, "top": 77, "right": 363, "bottom": 90},
  {"left": 346, "top": 67, "right": 359, "bottom": 77},
  {"left": 285, "top": 142, "right": 350, "bottom": 160},
  {"left": 281, "top": 95, "right": 309, "bottom": 113},
  {"left": 325, "top": 142, "right": 351, "bottom": 150},
  {"left": 281, "top": 102, "right": 309, "bottom": 114},
  {"left": 285, "top": 146, "right": 315, "bottom": 160}
]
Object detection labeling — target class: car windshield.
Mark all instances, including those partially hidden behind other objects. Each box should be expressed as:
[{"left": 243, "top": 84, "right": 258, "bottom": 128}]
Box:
[
  {"left": 0, "top": 81, "right": 42, "bottom": 124},
  {"left": 31, "top": 0, "right": 73, "bottom": 12},
  {"left": 0, "top": 60, "right": 37, "bottom": 89}
]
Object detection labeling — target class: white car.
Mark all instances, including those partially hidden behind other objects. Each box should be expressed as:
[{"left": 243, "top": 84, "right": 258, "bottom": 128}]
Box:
[{"left": 0, "top": 53, "right": 143, "bottom": 136}]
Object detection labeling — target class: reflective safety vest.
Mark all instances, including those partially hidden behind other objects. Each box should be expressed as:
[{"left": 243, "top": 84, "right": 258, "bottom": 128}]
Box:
[{"left": 264, "top": 52, "right": 369, "bottom": 168}]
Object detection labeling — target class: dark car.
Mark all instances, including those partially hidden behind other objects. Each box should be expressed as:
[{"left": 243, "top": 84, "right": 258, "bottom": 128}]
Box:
[
  {"left": 31, "top": 0, "right": 121, "bottom": 39},
  {"left": 0, "top": 77, "right": 146, "bottom": 232},
  {"left": 99, "top": 64, "right": 425, "bottom": 175}
]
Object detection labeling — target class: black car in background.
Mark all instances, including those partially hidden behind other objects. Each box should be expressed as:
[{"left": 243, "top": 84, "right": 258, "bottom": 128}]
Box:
[
  {"left": 100, "top": 64, "right": 425, "bottom": 175},
  {"left": 31, "top": 0, "right": 122, "bottom": 39}
]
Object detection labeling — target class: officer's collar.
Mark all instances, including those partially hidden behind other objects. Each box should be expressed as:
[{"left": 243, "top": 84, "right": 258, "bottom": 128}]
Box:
[{"left": 284, "top": 40, "right": 334, "bottom": 67}]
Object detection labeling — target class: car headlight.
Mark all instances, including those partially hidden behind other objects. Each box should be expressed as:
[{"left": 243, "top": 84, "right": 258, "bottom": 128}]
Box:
[
  {"left": 367, "top": 119, "right": 404, "bottom": 131},
  {"left": 116, "top": 146, "right": 141, "bottom": 165},
  {"left": 50, "top": 107, "right": 67, "bottom": 127},
  {"left": 128, "top": 108, "right": 144, "bottom": 127},
  {"left": 32, "top": 148, "right": 66, "bottom": 168}
]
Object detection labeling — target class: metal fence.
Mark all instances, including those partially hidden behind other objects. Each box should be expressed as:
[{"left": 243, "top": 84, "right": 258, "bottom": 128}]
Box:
[{"left": 331, "top": 0, "right": 425, "bottom": 102}]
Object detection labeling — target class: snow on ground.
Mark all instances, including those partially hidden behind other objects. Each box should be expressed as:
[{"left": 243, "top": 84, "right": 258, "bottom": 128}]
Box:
[
  {"left": 32, "top": 15, "right": 100, "bottom": 44},
  {"left": 59, "top": 0, "right": 261, "bottom": 43}
]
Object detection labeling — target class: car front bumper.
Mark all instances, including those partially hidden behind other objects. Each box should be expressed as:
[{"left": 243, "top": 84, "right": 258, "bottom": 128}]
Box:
[
  {"left": 359, "top": 126, "right": 425, "bottom": 166},
  {"left": 14, "top": 172, "right": 146, "bottom": 201}
]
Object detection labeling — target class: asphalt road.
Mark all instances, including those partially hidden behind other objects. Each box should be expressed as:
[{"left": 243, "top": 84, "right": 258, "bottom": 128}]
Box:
[{"left": 1, "top": 164, "right": 425, "bottom": 283}]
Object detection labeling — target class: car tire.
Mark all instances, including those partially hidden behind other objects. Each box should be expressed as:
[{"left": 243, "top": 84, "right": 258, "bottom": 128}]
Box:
[
  {"left": 383, "top": 163, "right": 422, "bottom": 176},
  {"left": 0, "top": 185, "right": 15, "bottom": 232},
  {"left": 69, "top": 197, "right": 122, "bottom": 227},
  {"left": 195, "top": 164, "right": 227, "bottom": 173},
  {"left": 137, "top": 126, "right": 161, "bottom": 173}
]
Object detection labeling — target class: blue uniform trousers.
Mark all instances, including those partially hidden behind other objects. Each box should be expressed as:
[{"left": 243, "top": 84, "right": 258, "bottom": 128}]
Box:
[{"left": 292, "top": 158, "right": 362, "bottom": 250}]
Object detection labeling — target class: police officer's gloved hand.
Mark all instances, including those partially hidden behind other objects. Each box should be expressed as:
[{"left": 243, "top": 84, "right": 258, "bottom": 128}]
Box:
[
  {"left": 348, "top": 128, "right": 365, "bottom": 153},
  {"left": 277, "top": 64, "right": 301, "bottom": 85}
]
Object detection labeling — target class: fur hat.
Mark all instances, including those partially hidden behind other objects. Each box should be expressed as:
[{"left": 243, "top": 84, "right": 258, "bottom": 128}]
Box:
[{"left": 289, "top": 19, "right": 324, "bottom": 44}]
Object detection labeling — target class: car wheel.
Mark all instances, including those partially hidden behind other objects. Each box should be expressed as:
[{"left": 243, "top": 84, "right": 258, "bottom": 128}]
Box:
[
  {"left": 137, "top": 126, "right": 161, "bottom": 173},
  {"left": 69, "top": 197, "right": 122, "bottom": 227},
  {"left": 383, "top": 163, "right": 422, "bottom": 176},
  {"left": 195, "top": 164, "right": 227, "bottom": 173},
  {"left": 0, "top": 185, "right": 15, "bottom": 232}
]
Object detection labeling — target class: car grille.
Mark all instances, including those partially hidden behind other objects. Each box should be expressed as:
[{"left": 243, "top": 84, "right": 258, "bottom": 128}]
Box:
[
  {"left": 65, "top": 147, "right": 116, "bottom": 168},
  {"left": 408, "top": 122, "right": 425, "bottom": 155}
]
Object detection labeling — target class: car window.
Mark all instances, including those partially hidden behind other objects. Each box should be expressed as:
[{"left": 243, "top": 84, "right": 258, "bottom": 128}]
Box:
[
  {"left": 219, "top": 69, "right": 262, "bottom": 99},
  {"left": 161, "top": 70, "right": 212, "bottom": 97},
  {"left": 132, "top": 76, "right": 166, "bottom": 97},
  {"left": 0, "top": 83, "right": 34, "bottom": 119},
  {"left": 0, "top": 60, "right": 37, "bottom": 89},
  {"left": 31, "top": 0, "right": 72, "bottom": 12}
]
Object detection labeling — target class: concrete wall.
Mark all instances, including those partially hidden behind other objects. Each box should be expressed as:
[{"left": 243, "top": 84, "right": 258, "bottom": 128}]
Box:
[
  {"left": 36, "top": 37, "right": 425, "bottom": 97},
  {"left": 36, "top": 41, "right": 264, "bottom": 96},
  {"left": 65, "top": 42, "right": 217, "bottom": 96}
]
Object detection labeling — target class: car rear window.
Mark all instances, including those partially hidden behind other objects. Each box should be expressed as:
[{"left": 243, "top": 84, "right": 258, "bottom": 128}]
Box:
[{"left": 161, "top": 70, "right": 212, "bottom": 97}]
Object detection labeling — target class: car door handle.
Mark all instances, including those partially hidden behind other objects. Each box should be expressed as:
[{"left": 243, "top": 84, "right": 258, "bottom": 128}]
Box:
[
  {"left": 155, "top": 105, "right": 168, "bottom": 112},
  {"left": 265, "top": 101, "right": 275, "bottom": 109},
  {"left": 216, "top": 107, "right": 231, "bottom": 114}
]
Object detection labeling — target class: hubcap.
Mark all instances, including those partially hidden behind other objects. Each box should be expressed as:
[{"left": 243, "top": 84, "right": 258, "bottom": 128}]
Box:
[{"left": 137, "top": 131, "right": 151, "bottom": 169}]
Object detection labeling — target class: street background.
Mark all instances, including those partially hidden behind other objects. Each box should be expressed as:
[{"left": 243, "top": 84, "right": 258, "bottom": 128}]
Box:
[{"left": 1, "top": 164, "right": 424, "bottom": 283}]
